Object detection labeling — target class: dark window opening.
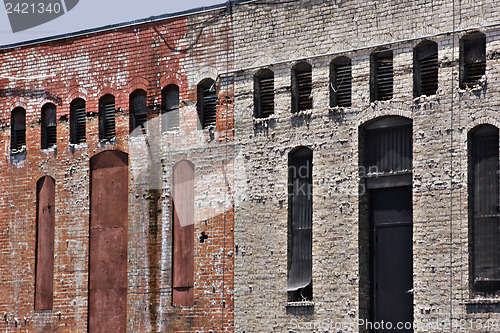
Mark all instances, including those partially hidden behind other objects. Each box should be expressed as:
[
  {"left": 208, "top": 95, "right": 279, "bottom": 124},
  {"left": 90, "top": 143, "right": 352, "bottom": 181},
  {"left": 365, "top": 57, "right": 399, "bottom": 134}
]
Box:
[
  {"left": 254, "top": 69, "right": 274, "bottom": 118},
  {"left": 41, "top": 103, "right": 57, "bottom": 149},
  {"left": 414, "top": 41, "right": 438, "bottom": 97},
  {"left": 99, "top": 94, "right": 116, "bottom": 141},
  {"left": 371, "top": 49, "right": 393, "bottom": 102},
  {"left": 330, "top": 57, "right": 352, "bottom": 107},
  {"left": 292, "top": 62, "right": 312, "bottom": 113},
  {"left": 197, "top": 79, "right": 216, "bottom": 129},
  {"left": 11, "top": 107, "right": 26, "bottom": 151},
  {"left": 35, "top": 176, "right": 55, "bottom": 311},
  {"left": 287, "top": 147, "right": 313, "bottom": 302},
  {"left": 461, "top": 32, "right": 486, "bottom": 89},
  {"left": 470, "top": 125, "right": 500, "bottom": 296},
  {"left": 129, "top": 90, "right": 147, "bottom": 134},
  {"left": 70, "top": 99, "right": 86, "bottom": 144},
  {"left": 162, "top": 84, "right": 180, "bottom": 132}
]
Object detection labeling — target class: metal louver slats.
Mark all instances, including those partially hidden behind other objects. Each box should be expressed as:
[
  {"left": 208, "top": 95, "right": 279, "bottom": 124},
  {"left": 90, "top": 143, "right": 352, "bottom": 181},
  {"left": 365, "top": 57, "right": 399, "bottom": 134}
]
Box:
[
  {"left": 376, "top": 55, "right": 393, "bottom": 101},
  {"left": 13, "top": 129, "right": 26, "bottom": 150},
  {"left": 75, "top": 105, "right": 86, "bottom": 143},
  {"left": 135, "top": 113, "right": 147, "bottom": 130},
  {"left": 45, "top": 125, "right": 57, "bottom": 148},
  {"left": 202, "top": 91, "right": 217, "bottom": 128},
  {"left": 104, "top": 102, "right": 115, "bottom": 140},
  {"left": 296, "top": 70, "right": 312, "bottom": 111},
  {"left": 335, "top": 63, "right": 351, "bottom": 107},
  {"left": 259, "top": 77, "right": 274, "bottom": 118},
  {"left": 419, "top": 54, "right": 438, "bottom": 96},
  {"left": 464, "top": 62, "right": 486, "bottom": 87}
]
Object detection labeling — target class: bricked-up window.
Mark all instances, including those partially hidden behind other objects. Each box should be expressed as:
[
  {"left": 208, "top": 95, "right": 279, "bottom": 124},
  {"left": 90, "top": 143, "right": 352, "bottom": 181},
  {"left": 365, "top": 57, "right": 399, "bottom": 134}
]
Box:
[
  {"left": 292, "top": 62, "right": 313, "bottom": 113},
  {"left": 469, "top": 125, "right": 500, "bottom": 295},
  {"left": 35, "top": 176, "right": 55, "bottom": 310},
  {"left": 129, "top": 90, "right": 147, "bottom": 133},
  {"left": 162, "top": 84, "right": 180, "bottom": 132},
  {"left": 197, "top": 79, "right": 216, "bottom": 129},
  {"left": 11, "top": 107, "right": 26, "bottom": 151},
  {"left": 172, "top": 160, "right": 195, "bottom": 306},
  {"left": 254, "top": 69, "right": 274, "bottom": 118},
  {"left": 414, "top": 40, "right": 438, "bottom": 97},
  {"left": 41, "top": 103, "right": 57, "bottom": 149},
  {"left": 330, "top": 57, "right": 352, "bottom": 107},
  {"left": 70, "top": 98, "right": 86, "bottom": 144},
  {"left": 287, "top": 147, "right": 313, "bottom": 302},
  {"left": 460, "top": 32, "right": 486, "bottom": 89},
  {"left": 371, "top": 49, "right": 393, "bottom": 102},
  {"left": 99, "top": 94, "right": 116, "bottom": 141}
]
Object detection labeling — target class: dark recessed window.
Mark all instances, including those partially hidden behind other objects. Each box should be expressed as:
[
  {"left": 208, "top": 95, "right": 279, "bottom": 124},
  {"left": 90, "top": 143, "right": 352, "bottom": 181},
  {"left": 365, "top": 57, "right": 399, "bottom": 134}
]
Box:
[
  {"left": 254, "top": 69, "right": 274, "bottom": 119},
  {"left": 197, "top": 79, "right": 216, "bottom": 129},
  {"left": 371, "top": 49, "right": 393, "bottom": 102},
  {"left": 162, "top": 84, "right": 180, "bottom": 132},
  {"left": 41, "top": 103, "right": 57, "bottom": 149},
  {"left": 99, "top": 94, "right": 116, "bottom": 141},
  {"left": 11, "top": 107, "right": 26, "bottom": 151},
  {"left": 129, "top": 90, "right": 147, "bottom": 133},
  {"left": 460, "top": 32, "right": 486, "bottom": 89},
  {"left": 414, "top": 41, "right": 438, "bottom": 97},
  {"left": 292, "top": 62, "right": 312, "bottom": 113},
  {"left": 330, "top": 57, "right": 352, "bottom": 107},
  {"left": 70, "top": 98, "right": 86, "bottom": 144}
]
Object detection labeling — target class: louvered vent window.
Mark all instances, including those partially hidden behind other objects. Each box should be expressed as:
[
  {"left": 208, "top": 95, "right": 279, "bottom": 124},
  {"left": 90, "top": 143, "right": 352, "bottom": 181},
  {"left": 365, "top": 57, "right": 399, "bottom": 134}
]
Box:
[
  {"left": 70, "top": 99, "right": 86, "bottom": 144},
  {"left": 330, "top": 57, "right": 352, "bottom": 107},
  {"left": 461, "top": 32, "right": 486, "bottom": 89},
  {"left": 129, "top": 90, "right": 147, "bottom": 134},
  {"left": 371, "top": 49, "right": 393, "bottom": 102},
  {"left": 11, "top": 107, "right": 26, "bottom": 151},
  {"left": 197, "top": 79, "right": 216, "bottom": 129},
  {"left": 292, "top": 62, "right": 312, "bottom": 113},
  {"left": 41, "top": 103, "right": 57, "bottom": 149},
  {"left": 414, "top": 41, "right": 438, "bottom": 97},
  {"left": 254, "top": 69, "right": 274, "bottom": 118},
  {"left": 470, "top": 125, "right": 500, "bottom": 295},
  {"left": 162, "top": 84, "right": 180, "bottom": 132},
  {"left": 99, "top": 95, "right": 116, "bottom": 141}
]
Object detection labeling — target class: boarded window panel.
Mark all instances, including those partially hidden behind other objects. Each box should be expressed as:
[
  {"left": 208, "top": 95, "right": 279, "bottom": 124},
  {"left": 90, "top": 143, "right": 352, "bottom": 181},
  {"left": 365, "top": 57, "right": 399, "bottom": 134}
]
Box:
[
  {"left": 461, "top": 33, "right": 486, "bottom": 88},
  {"left": 172, "top": 160, "right": 195, "bottom": 306},
  {"left": 254, "top": 70, "right": 274, "bottom": 118},
  {"left": 162, "top": 85, "right": 180, "bottom": 132},
  {"left": 414, "top": 42, "right": 438, "bottom": 97},
  {"left": 70, "top": 99, "right": 86, "bottom": 144},
  {"left": 471, "top": 125, "right": 500, "bottom": 294},
  {"left": 197, "top": 80, "right": 216, "bottom": 129},
  {"left": 129, "top": 90, "right": 147, "bottom": 133},
  {"left": 35, "top": 176, "right": 55, "bottom": 311},
  {"left": 11, "top": 107, "right": 26, "bottom": 150},
  {"left": 41, "top": 104, "right": 57, "bottom": 149},
  {"left": 89, "top": 151, "right": 128, "bottom": 332},
  {"left": 292, "top": 63, "right": 312, "bottom": 113},
  {"left": 287, "top": 148, "right": 313, "bottom": 302},
  {"left": 371, "top": 50, "right": 393, "bottom": 102},
  {"left": 99, "top": 95, "right": 116, "bottom": 141},
  {"left": 330, "top": 57, "right": 352, "bottom": 107}
]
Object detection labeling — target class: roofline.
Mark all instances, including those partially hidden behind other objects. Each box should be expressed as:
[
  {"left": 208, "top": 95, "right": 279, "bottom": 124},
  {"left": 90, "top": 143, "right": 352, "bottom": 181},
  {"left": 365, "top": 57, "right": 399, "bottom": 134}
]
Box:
[{"left": 0, "top": 0, "right": 254, "bottom": 51}]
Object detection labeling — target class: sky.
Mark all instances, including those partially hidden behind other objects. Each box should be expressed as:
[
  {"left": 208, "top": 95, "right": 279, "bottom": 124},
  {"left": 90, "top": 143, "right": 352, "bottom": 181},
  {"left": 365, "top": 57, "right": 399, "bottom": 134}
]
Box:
[{"left": 0, "top": 0, "right": 224, "bottom": 46}]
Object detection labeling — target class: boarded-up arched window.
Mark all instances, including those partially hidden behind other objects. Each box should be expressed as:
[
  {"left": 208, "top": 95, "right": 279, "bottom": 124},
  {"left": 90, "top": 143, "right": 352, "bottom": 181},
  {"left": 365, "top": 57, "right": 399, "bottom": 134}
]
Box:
[
  {"left": 11, "top": 107, "right": 26, "bottom": 151},
  {"left": 172, "top": 160, "right": 195, "bottom": 306},
  {"left": 35, "top": 176, "right": 55, "bottom": 310},
  {"left": 254, "top": 69, "right": 274, "bottom": 118},
  {"left": 99, "top": 94, "right": 116, "bottom": 141},
  {"left": 129, "top": 90, "right": 147, "bottom": 133},
  {"left": 371, "top": 49, "right": 393, "bottom": 102},
  {"left": 70, "top": 98, "right": 86, "bottom": 144},
  {"left": 330, "top": 57, "right": 352, "bottom": 107},
  {"left": 197, "top": 79, "right": 216, "bottom": 129},
  {"left": 460, "top": 32, "right": 486, "bottom": 89},
  {"left": 41, "top": 103, "right": 57, "bottom": 149},
  {"left": 413, "top": 40, "right": 438, "bottom": 97},
  {"left": 291, "top": 62, "right": 312, "bottom": 113},
  {"left": 162, "top": 84, "right": 180, "bottom": 132}
]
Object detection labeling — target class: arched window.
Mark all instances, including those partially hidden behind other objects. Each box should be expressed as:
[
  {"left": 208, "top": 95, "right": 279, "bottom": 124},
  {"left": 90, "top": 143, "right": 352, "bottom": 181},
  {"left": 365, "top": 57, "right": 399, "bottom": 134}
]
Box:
[
  {"left": 197, "top": 79, "right": 216, "bottom": 129},
  {"left": 469, "top": 124, "right": 500, "bottom": 295},
  {"left": 414, "top": 40, "right": 438, "bottom": 97},
  {"left": 330, "top": 57, "right": 352, "bottom": 107},
  {"left": 460, "top": 32, "right": 486, "bottom": 89},
  {"left": 11, "top": 107, "right": 26, "bottom": 151},
  {"left": 41, "top": 103, "right": 57, "bottom": 149},
  {"left": 99, "top": 94, "right": 116, "bottom": 141},
  {"left": 370, "top": 49, "right": 393, "bottom": 102},
  {"left": 70, "top": 98, "right": 86, "bottom": 144},
  {"left": 254, "top": 69, "right": 274, "bottom": 118},
  {"left": 287, "top": 147, "right": 313, "bottom": 302},
  {"left": 162, "top": 84, "right": 180, "bottom": 132},
  {"left": 35, "top": 176, "right": 55, "bottom": 310},
  {"left": 129, "top": 90, "right": 147, "bottom": 133},
  {"left": 291, "top": 62, "right": 312, "bottom": 113}
]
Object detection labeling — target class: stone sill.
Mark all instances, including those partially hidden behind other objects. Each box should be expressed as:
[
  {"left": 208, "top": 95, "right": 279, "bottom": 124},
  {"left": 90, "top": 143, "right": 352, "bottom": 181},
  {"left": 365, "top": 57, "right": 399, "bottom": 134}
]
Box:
[
  {"left": 286, "top": 301, "right": 315, "bottom": 308},
  {"left": 463, "top": 298, "right": 500, "bottom": 305}
]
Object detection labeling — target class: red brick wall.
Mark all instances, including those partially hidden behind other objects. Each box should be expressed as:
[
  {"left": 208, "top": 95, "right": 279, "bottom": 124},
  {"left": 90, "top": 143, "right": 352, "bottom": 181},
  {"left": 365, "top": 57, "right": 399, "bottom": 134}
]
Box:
[{"left": 0, "top": 7, "right": 234, "bottom": 332}]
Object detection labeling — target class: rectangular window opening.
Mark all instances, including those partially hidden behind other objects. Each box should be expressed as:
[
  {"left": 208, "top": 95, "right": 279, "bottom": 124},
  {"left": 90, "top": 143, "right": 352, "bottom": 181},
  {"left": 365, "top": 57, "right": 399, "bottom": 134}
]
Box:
[{"left": 372, "top": 50, "right": 393, "bottom": 102}]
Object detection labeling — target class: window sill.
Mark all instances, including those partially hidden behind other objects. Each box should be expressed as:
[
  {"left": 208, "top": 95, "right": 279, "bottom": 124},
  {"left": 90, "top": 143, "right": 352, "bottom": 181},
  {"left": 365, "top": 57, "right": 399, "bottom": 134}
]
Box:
[
  {"left": 464, "top": 298, "right": 500, "bottom": 305},
  {"left": 286, "top": 301, "right": 314, "bottom": 308}
]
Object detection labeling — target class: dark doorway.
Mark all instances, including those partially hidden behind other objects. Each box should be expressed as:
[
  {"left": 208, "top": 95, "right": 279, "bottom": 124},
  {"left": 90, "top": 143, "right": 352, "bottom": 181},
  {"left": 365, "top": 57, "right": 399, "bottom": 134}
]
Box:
[
  {"left": 370, "top": 186, "right": 413, "bottom": 332},
  {"left": 89, "top": 151, "right": 128, "bottom": 333}
]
